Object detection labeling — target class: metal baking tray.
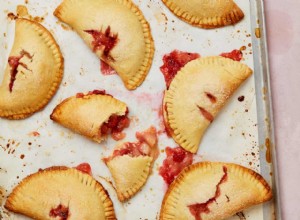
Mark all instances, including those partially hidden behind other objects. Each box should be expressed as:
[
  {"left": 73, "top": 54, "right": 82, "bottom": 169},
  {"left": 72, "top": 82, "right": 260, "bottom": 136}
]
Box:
[{"left": 0, "top": 0, "right": 280, "bottom": 219}]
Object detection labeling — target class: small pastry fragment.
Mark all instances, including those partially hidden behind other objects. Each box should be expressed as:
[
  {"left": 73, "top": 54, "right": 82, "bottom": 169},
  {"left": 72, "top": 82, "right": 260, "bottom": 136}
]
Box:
[
  {"left": 0, "top": 18, "right": 63, "bottom": 119},
  {"left": 5, "top": 166, "right": 116, "bottom": 220},
  {"left": 163, "top": 57, "right": 252, "bottom": 153},
  {"left": 103, "top": 126, "right": 159, "bottom": 202},
  {"left": 160, "top": 162, "right": 272, "bottom": 220},
  {"left": 161, "top": 0, "right": 244, "bottom": 29},
  {"left": 54, "top": 0, "right": 154, "bottom": 90},
  {"left": 50, "top": 90, "right": 130, "bottom": 143}
]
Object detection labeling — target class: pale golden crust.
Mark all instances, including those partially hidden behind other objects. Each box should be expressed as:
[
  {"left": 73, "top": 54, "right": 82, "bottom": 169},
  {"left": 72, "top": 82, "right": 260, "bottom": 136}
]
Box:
[
  {"left": 163, "top": 57, "right": 252, "bottom": 153},
  {"left": 162, "top": 0, "right": 244, "bottom": 29},
  {"left": 5, "top": 166, "right": 116, "bottom": 220},
  {"left": 0, "top": 18, "right": 64, "bottom": 120},
  {"left": 106, "top": 155, "right": 153, "bottom": 202},
  {"left": 54, "top": 0, "right": 154, "bottom": 90},
  {"left": 50, "top": 93, "right": 128, "bottom": 143},
  {"left": 160, "top": 162, "right": 272, "bottom": 220}
]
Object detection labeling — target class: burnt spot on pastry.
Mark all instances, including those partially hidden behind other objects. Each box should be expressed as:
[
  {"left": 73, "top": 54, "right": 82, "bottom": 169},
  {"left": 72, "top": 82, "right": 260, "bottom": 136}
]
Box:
[
  {"left": 205, "top": 92, "right": 217, "bottom": 103},
  {"left": 49, "top": 204, "right": 69, "bottom": 220},
  {"left": 197, "top": 106, "right": 214, "bottom": 123},
  {"left": 188, "top": 166, "right": 228, "bottom": 220},
  {"left": 85, "top": 26, "right": 118, "bottom": 61},
  {"left": 8, "top": 50, "right": 33, "bottom": 92},
  {"left": 238, "top": 95, "right": 245, "bottom": 102}
]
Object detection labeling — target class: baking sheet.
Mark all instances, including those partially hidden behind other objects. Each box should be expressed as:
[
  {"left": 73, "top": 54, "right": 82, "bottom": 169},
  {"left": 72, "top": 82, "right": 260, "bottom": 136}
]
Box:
[{"left": 0, "top": 0, "right": 279, "bottom": 219}]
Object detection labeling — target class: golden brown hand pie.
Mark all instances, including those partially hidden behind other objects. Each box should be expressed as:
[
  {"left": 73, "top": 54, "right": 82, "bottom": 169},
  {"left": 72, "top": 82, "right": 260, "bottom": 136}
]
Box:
[
  {"left": 163, "top": 57, "right": 252, "bottom": 153},
  {"left": 103, "top": 126, "right": 158, "bottom": 202},
  {"left": 5, "top": 166, "right": 116, "bottom": 220},
  {"left": 50, "top": 90, "right": 130, "bottom": 143},
  {"left": 0, "top": 18, "right": 63, "bottom": 119},
  {"left": 160, "top": 162, "right": 272, "bottom": 220},
  {"left": 54, "top": 0, "right": 154, "bottom": 90},
  {"left": 161, "top": 0, "right": 244, "bottom": 29}
]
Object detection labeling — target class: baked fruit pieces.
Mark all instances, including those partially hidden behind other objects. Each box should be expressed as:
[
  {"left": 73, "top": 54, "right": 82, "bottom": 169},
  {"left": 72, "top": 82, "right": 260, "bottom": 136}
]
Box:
[
  {"left": 54, "top": 0, "right": 155, "bottom": 90},
  {"left": 161, "top": 0, "right": 244, "bottom": 29},
  {"left": 0, "top": 18, "right": 63, "bottom": 119},
  {"left": 163, "top": 56, "right": 253, "bottom": 153},
  {"left": 50, "top": 90, "right": 130, "bottom": 143},
  {"left": 103, "top": 126, "right": 158, "bottom": 202},
  {"left": 5, "top": 166, "right": 116, "bottom": 220},
  {"left": 160, "top": 162, "right": 272, "bottom": 220}
]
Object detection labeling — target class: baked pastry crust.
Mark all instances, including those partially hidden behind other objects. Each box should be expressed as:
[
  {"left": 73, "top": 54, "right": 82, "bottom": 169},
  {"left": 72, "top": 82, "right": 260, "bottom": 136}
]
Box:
[
  {"left": 5, "top": 166, "right": 116, "bottom": 220},
  {"left": 161, "top": 0, "right": 244, "bottom": 29},
  {"left": 0, "top": 18, "right": 63, "bottom": 119},
  {"left": 160, "top": 162, "right": 272, "bottom": 220},
  {"left": 163, "top": 56, "right": 252, "bottom": 153},
  {"left": 50, "top": 92, "right": 128, "bottom": 143},
  {"left": 54, "top": 0, "right": 154, "bottom": 90}
]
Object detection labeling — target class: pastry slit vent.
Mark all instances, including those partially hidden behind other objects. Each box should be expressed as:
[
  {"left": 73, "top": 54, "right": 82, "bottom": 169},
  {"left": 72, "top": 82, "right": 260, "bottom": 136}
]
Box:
[
  {"left": 205, "top": 92, "right": 217, "bottom": 103},
  {"left": 8, "top": 50, "right": 33, "bottom": 92},
  {"left": 188, "top": 166, "right": 228, "bottom": 220},
  {"left": 85, "top": 26, "right": 118, "bottom": 61},
  {"left": 49, "top": 204, "right": 69, "bottom": 220},
  {"left": 197, "top": 106, "right": 214, "bottom": 123}
]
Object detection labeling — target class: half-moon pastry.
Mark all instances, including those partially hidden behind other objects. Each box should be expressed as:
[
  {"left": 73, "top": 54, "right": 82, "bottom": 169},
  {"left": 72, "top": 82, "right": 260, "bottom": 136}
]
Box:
[
  {"left": 163, "top": 57, "right": 252, "bottom": 153},
  {"left": 103, "top": 126, "right": 158, "bottom": 202},
  {"left": 161, "top": 0, "right": 244, "bottom": 29},
  {"left": 50, "top": 90, "right": 130, "bottom": 143},
  {"left": 54, "top": 0, "right": 154, "bottom": 90},
  {"left": 0, "top": 18, "right": 63, "bottom": 119},
  {"left": 160, "top": 162, "right": 272, "bottom": 220},
  {"left": 5, "top": 166, "right": 116, "bottom": 220}
]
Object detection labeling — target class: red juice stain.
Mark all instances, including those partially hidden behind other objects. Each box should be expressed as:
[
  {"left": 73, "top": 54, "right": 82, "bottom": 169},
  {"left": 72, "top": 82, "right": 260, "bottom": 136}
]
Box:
[
  {"left": 220, "top": 49, "right": 243, "bottom": 61},
  {"left": 100, "top": 60, "right": 117, "bottom": 75},
  {"left": 75, "top": 163, "right": 92, "bottom": 176}
]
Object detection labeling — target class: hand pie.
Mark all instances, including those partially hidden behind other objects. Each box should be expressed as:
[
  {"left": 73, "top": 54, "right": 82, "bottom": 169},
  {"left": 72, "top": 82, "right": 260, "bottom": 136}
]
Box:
[
  {"left": 163, "top": 57, "right": 252, "bottom": 153},
  {"left": 50, "top": 90, "right": 130, "bottom": 143},
  {"left": 5, "top": 166, "right": 116, "bottom": 220},
  {"left": 103, "top": 126, "right": 159, "bottom": 202},
  {"left": 0, "top": 18, "right": 63, "bottom": 119},
  {"left": 54, "top": 0, "right": 154, "bottom": 90},
  {"left": 160, "top": 162, "right": 272, "bottom": 220},
  {"left": 161, "top": 0, "right": 244, "bottom": 29}
]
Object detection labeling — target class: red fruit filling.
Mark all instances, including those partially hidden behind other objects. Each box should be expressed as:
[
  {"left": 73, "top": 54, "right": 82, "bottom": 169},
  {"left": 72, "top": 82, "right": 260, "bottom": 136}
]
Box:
[
  {"left": 76, "top": 90, "right": 109, "bottom": 98},
  {"left": 8, "top": 50, "right": 32, "bottom": 92},
  {"left": 100, "top": 60, "right": 117, "bottom": 75},
  {"left": 75, "top": 163, "right": 92, "bottom": 176},
  {"left": 159, "top": 147, "right": 193, "bottom": 185},
  {"left": 188, "top": 166, "right": 228, "bottom": 220},
  {"left": 160, "top": 50, "right": 200, "bottom": 89},
  {"left": 49, "top": 204, "right": 69, "bottom": 220},
  {"left": 220, "top": 49, "right": 243, "bottom": 61}
]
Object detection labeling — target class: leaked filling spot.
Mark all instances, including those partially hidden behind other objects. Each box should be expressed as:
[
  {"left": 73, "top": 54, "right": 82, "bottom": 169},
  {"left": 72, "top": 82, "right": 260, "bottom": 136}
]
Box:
[
  {"left": 159, "top": 146, "right": 193, "bottom": 185},
  {"left": 49, "top": 204, "right": 69, "bottom": 220},
  {"left": 85, "top": 26, "right": 118, "bottom": 61},
  {"left": 220, "top": 49, "right": 243, "bottom": 61},
  {"left": 76, "top": 90, "right": 109, "bottom": 98},
  {"left": 197, "top": 106, "right": 214, "bottom": 123},
  {"left": 100, "top": 60, "right": 117, "bottom": 75},
  {"left": 160, "top": 50, "right": 200, "bottom": 89},
  {"left": 8, "top": 50, "right": 32, "bottom": 92},
  {"left": 188, "top": 166, "right": 228, "bottom": 220},
  {"left": 205, "top": 92, "right": 217, "bottom": 103},
  {"left": 75, "top": 163, "right": 92, "bottom": 176}
]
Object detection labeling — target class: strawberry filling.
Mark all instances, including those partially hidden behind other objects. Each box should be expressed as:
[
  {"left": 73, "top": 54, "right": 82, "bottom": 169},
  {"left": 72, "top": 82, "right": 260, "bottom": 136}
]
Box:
[
  {"left": 159, "top": 147, "right": 193, "bottom": 185},
  {"left": 100, "top": 60, "right": 117, "bottom": 75},
  {"left": 160, "top": 50, "right": 200, "bottom": 89},
  {"left": 219, "top": 49, "right": 243, "bottom": 61},
  {"left": 75, "top": 163, "right": 92, "bottom": 176},
  {"left": 49, "top": 204, "right": 69, "bottom": 220}
]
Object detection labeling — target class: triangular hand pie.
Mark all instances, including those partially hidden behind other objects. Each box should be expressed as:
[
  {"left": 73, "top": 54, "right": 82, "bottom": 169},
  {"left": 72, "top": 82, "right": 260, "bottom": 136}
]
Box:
[
  {"left": 103, "top": 126, "right": 158, "bottom": 202},
  {"left": 5, "top": 166, "right": 116, "bottom": 220},
  {"left": 54, "top": 0, "right": 154, "bottom": 90},
  {"left": 161, "top": 0, "right": 244, "bottom": 29},
  {"left": 0, "top": 18, "right": 63, "bottom": 119},
  {"left": 160, "top": 162, "right": 272, "bottom": 220},
  {"left": 50, "top": 90, "right": 130, "bottom": 143},
  {"left": 163, "top": 57, "right": 252, "bottom": 153}
]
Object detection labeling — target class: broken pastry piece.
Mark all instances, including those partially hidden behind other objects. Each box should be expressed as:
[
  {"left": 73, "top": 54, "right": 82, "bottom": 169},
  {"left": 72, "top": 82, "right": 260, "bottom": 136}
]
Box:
[
  {"left": 50, "top": 90, "right": 130, "bottom": 143},
  {"left": 161, "top": 0, "right": 244, "bottom": 29},
  {"left": 5, "top": 166, "right": 116, "bottom": 220},
  {"left": 160, "top": 162, "right": 272, "bottom": 220},
  {"left": 163, "top": 57, "right": 252, "bottom": 153},
  {"left": 103, "top": 126, "right": 159, "bottom": 202},
  {"left": 54, "top": 0, "right": 154, "bottom": 90},
  {"left": 0, "top": 18, "right": 63, "bottom": 119}
]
